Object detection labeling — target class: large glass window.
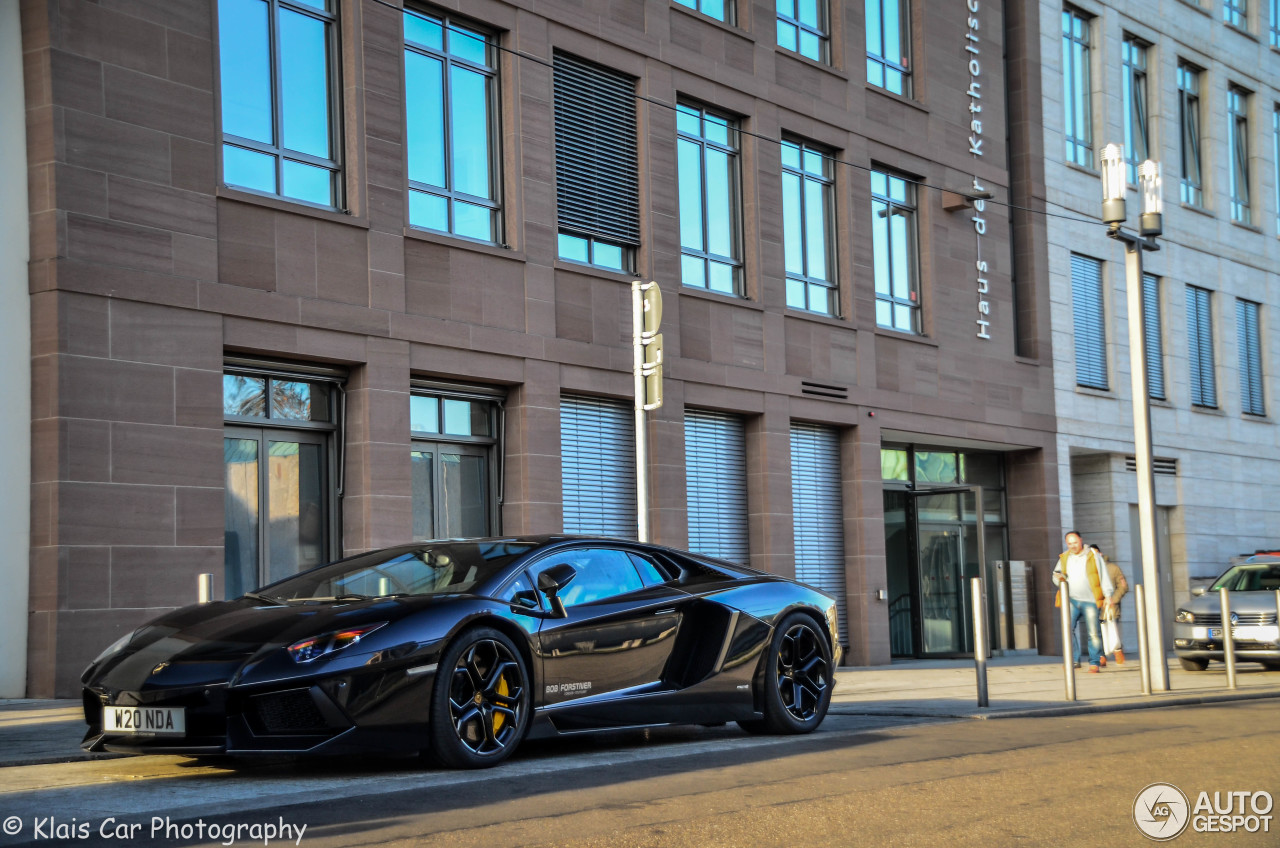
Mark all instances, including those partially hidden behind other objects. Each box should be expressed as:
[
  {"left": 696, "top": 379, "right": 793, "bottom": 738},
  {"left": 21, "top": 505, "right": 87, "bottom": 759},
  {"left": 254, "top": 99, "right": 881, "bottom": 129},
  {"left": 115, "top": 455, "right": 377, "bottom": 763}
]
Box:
[
  {"left": 677, "top": 103, "right": 742, "bottom": 295},
  {"left": 777, "top": 0, "right": 829, "bottom": 63},
  {"left": 218, "top": 0, "right": 340, "bottom": 206},
  {"left": 1121, "top": 36, "right": 1149, "bottom": 185},
  {"left": 1142, "top": 273, "right": 1166, "bottom": 401},
  {"left": 1071, "top": 254, "right": 1107, "bottom": 390},
  {"left": 1272, "top": 0, "right": 1279, "bottom": 46},
  {"left": 1225, "top": 0, "right": 1247, "bottom": 27},
  {"left": 1178, "top": 63, "right": 1203, "bottom": 207},
  {"left": 404, "top": 10, "right": 499, "bottom": 242},
  {"left": 866, "top": 0, "right": 911, "bottom": 96},
  {"left": 1237, "top": 299, "right": 1265, "bottom": 416},
  {"left": 782, "top": 139, "right": 837, "bottom": 315},
  {"left": 1228, "top": 85, "right": 1252, "bottom": 224},
  {"left": 1187, "top": 285, "right": 1217, "bottom": 408},
  {"left": 1274, "top": 105, "right": 1280, "bottom": 232},
  {"left": 1062, "top": 8, "right": 1093, "bottom": 168},
  {"left": 872, "top": 170, "right": 920, "bottom": 334},
  {"left": 673, "top": 0, "right": 731, "bottom": 23},
  {"left": 410, "top": 392, "right": 499, "bottom": 539}
]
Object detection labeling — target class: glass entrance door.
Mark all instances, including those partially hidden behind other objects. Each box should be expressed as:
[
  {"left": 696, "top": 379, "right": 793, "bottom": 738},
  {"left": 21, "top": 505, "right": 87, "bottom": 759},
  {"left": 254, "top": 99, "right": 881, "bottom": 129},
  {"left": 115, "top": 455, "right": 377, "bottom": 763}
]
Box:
[
  {"left": 224, "top": 429, "right": 330, "bottom": 598},
  {"left": 908, "top": 487, "right": 986, "bottom": 657}
]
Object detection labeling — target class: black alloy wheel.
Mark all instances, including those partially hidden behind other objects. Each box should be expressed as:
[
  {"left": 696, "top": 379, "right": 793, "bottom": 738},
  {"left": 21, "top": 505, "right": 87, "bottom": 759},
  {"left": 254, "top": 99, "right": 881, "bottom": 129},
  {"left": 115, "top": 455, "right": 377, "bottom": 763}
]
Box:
[
  {"left": 1178, "top": 657, "right": 1209, "bottom": 672},
  {"left": 738, "top": 612, "right": 832, "bottom": 734},
  {"left": 429, "top": 627, "right": 529, "bottom": 768}
]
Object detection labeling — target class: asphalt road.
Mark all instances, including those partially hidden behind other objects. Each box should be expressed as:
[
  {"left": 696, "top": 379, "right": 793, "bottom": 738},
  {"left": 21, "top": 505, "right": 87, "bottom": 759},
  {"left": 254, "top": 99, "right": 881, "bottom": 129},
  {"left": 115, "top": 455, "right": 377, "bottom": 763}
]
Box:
[{"left": 1, "top": 703, "right": 1277, "bottom": 847}]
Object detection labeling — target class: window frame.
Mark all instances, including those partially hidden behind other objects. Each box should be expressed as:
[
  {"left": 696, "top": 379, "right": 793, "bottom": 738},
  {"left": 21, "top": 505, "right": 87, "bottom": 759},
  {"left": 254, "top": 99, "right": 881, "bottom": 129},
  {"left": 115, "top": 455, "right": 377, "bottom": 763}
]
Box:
[
  {"left": 865, "top": 0, "right": 912, "bottom": 97},
  {"left": 1224, "top": 0, "right": 1248, "bottom": 28},
  {"left": 1274, "top": 104, "right": 1280, "bottom": 233},
  {"left": 871, "top": 169, "right": 921, "bottom": 334},
  {"left": 1228, "top": 85, "right": 1252, "bottom": 224},
  {"left": 672, "top": 0, "right": 733, "bottom": 24},
  {"left": 217, "top": 0, "right": 343, "bottom": 209},
  {"left": 1237, "top": 298, "right": 1265, "bottom": 416},
  {"left": 1062, "top": 7, "right": 1094, "bottom": 168},
  {"left": 776, "top": 0, "right": 830, "bottom": 64},
  {"left": 1178, "top": 62, "right": 1204, "bottom": 207},
  {"left": 402, "top": 8, "right": 502, "bottom": 243},
  {"left": 1121, "top": 35, "right": 1150, "bottom": 185},
  {"left": 676, "top": 102, "right": 744, "bottom": 296},
  {"left": 781, "top": 138, "right": 838, "bottom": 316},
  {"left": 1187, "top": 285, "right": 1218, "bottom": 409},
  {"left": 408, "top": 387, "right": 503, "bottom": 540}
]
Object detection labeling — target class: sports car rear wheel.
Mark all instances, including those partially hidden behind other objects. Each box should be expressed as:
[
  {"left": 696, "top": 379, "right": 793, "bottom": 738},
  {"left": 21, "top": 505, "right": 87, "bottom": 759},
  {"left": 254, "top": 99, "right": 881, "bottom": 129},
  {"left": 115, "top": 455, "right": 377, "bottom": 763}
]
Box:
[
  {"left": 738, "top": 612, "right": 832, "bottom": 735},
  {"left": 429, "top": 627, "right": 530, "bottom": 768}
]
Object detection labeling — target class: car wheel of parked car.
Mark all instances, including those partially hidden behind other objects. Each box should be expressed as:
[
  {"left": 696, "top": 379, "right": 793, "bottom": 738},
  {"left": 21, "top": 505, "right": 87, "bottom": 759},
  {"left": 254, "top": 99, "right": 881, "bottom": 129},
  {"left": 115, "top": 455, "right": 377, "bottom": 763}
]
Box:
[
  {"left": 429, "top": 627, "right": 530, "bottom": 769},
  {"left": 1261, "top": 662, "right": 1280, "bottom": 672},
  {"left": 1179, "top": 657, "right": 1209, "bottom": 672},
  {"left": 738, "top": 613, "right": 832, "bottom": 735}
]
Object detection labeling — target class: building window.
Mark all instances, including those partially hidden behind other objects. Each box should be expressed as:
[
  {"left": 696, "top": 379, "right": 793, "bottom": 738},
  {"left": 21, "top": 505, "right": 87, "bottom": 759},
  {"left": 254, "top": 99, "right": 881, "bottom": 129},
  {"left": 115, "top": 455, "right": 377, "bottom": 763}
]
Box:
[
  {"left": 553, "top": 52, "right": 639, "bottom": 273},
  {"left": 410, "top": 390, "right": 501, "bottom": 538},
  {"left": 217, "top": 0, "right": 340, "bottom": 207},
  {"left": 776, "top": 0, "right": 828, "bottom": 63},
  {"left": 561, "top": 396, "right": 636, "bottom": 538},
  {"left": 1178, "top": 63, "right": 1203, "bottom": 206},
  {"left": 1143, "top": 273, "right": 1166, "bottom": 400},
  {"left": 1071, "top": 254, "right": 1107, "bottom": 390},
  {"left": 684, "top": 410, "right": 749, "bottom": 564},
  {"left": 1187, "top": 285, "right": 1217, "bottom": 408},
  {"left": 1122, "top": 36, "right": 1150, "bottom": 184},
  {"left": 1062, "top": 8, "right": 1094, "bottom": 168},
  {"left": 791, "top": 423, "right": 847, "bottom": 643},
  {"left": 673, "top": 0, "right": 731, "bottom": 23},
  {"left": 866, "top": 0, "right": 911, "bottom": 96},
  {"left": 781, "top": 139, "right": 837, "bottom": 315},
  {"left": 1271, "top": 0, "right": 1279, "bottom": 45},
  {"left": 677, "top": 103, "right": 742, "bottom": 295},
  {"left": 1228, "top": 85, "right": 1252, "bottom": 224},
  {"left": 1274, "top": 105, "right": 1280, "bottom": 231},
  {"left": 403, "top": 10, "right": 499, "bottom": 242},
  {"left": 1224, "top": 0, "right": 1247, "bottom": 27},
  {"left": 872, "top": 170, "right": 920, "bottom": 334},
  {"left": 1237, "top": 299, "right": 1265, "bottom": 415}
]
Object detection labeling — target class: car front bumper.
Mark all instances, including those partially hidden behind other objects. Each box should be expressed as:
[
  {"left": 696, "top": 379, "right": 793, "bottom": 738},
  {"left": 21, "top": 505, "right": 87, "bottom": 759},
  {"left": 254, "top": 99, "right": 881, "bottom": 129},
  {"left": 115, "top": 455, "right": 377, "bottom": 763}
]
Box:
[{"left": 1172, "top": 621, "right": 1280, "bottom": 662}]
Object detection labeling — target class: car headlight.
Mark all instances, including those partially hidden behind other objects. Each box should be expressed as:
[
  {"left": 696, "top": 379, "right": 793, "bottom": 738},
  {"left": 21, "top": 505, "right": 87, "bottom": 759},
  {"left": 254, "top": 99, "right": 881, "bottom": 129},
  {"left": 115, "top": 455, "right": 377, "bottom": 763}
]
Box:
[
  {"left": 287, "top": 622, "right": 387, "bottom": 663},
  {"left": 1175, "top": 609, "right": 1194, "bottom": 623}
]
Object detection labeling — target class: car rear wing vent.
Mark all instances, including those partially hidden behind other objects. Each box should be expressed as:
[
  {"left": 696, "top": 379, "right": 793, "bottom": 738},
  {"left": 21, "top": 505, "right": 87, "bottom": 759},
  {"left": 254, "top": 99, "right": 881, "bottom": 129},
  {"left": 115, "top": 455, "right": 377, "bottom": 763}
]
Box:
[
  {"left": 1125, "top": 456, "right": 1178, "bottom": 476},
  {"left": 800, "top": 381, "right": 848, "bottom": 400}
]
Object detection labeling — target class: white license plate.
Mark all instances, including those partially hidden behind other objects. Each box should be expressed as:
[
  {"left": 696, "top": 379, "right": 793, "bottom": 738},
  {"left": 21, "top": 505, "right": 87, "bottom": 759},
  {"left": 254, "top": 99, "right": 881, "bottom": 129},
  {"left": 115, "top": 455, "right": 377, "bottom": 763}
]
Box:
[
  {"left": 103, "top": 706, "right": 185, "bottom": 736},
  {"left": 1209, "top": 625, "right": 1279, "bottom": 641}
]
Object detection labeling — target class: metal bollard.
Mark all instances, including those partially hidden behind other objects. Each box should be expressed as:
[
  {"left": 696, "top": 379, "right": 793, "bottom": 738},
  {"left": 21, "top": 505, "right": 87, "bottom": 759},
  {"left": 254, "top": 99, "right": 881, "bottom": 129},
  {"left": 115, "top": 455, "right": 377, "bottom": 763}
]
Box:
[
  {"left": 1220, "top": 587, "right": 1237, "bottom": 690},
  {"left": 972, "top": 577, "right": 988, "bottom": 707},
  {"left": 1059, "top": 580, "right": 1075, "bottom": 701},
  {"left": 1134, "top": 584, "right": 1151, "bottom": 696},
  {"left": 197, "top": 573, "right": 214, "bottom": 604}
]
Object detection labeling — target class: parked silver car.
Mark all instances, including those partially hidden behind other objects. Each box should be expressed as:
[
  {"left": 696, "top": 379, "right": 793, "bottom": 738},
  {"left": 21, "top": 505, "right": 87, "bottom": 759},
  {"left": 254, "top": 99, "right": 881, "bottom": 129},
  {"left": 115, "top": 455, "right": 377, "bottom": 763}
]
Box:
[{"left": 1173, "top": 555, "right": 1280, "bottom": 671}]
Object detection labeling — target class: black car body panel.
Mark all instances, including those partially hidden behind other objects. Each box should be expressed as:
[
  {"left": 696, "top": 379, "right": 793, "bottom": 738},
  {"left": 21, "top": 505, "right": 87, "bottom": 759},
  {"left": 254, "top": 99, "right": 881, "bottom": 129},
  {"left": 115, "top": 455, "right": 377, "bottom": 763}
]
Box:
[{"left": 82, "top": 536, "right": 842, "bottom": 758}]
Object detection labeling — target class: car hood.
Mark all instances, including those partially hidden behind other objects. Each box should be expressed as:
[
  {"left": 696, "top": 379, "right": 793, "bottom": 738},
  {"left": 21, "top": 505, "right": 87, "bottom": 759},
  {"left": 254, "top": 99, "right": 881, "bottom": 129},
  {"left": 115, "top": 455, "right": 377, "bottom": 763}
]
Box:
[
  {"left": 85, "top": 595, "right": 466, "bottom": 692},
  {"left": 1179, "top": 591, "right": 1280, "bottom": 615}
]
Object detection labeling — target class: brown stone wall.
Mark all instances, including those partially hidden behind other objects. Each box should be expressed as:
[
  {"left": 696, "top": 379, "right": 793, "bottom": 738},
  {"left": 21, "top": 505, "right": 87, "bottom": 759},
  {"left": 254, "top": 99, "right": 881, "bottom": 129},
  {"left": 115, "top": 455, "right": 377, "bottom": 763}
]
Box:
[{"left": 23, "top": 0, "right": 1058, "bottom": 694}]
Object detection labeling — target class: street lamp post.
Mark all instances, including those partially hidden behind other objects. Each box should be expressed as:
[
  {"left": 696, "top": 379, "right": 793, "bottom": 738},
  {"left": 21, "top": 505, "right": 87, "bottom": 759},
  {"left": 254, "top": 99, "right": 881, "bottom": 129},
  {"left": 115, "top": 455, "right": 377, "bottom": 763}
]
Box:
[{"left": 1099, "top": 144, "right": 1170, "bottom": 693}]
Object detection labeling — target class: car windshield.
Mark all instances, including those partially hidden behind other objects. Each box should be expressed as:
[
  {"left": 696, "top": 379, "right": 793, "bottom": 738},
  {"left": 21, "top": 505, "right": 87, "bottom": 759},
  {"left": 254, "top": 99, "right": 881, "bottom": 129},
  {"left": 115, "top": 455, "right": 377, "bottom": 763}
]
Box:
[
  {"left": 257, "top": 541, "right": 538, "bottom": 602},
  {"left": 1210, "top": 563, "right": 1280, "bottom": 592}
]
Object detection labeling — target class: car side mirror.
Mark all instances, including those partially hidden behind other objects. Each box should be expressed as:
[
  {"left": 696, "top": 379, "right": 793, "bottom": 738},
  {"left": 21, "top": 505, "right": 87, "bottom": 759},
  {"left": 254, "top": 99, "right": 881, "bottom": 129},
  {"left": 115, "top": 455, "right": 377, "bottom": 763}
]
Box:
[
  {"left": 1191, "top": 585, "right": 1207, "bottom": 597},
  {"left": 537, "top": 564, "right": 576, "bottom": 619}
]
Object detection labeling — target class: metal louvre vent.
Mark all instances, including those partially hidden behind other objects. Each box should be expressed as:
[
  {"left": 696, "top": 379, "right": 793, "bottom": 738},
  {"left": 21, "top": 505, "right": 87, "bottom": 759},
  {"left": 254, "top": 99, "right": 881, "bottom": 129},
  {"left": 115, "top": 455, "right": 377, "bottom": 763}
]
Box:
[
  {"left": 1071, "top": 254, "right": 1108, "bottom": 390},
  {"left": 1189, "top": 612, "right": 1276, "bottom": 627},
  {"left": 800, "top": 381, "right": 848, "bottom": 400},
  {"left": 1237, "top": 298, "right": 1265, "bottom": 416},
  {"left": 1142, "top": 274, "right": 1165, "bottom": 400},
  {"left": 1187, "top": 285, "right": 1217, "bottom": 407},
  {"left": 790, "top": 423, "right": 847, "bottom": 642},
  {"left": 553, "top": 51, "right": 640, "bottom": 246},
  {"left": 1124, "top": 456, "right": 1178, "bottom": 475},
  {"left": 684, "top": 410, "right": 749, "bottom": 565},
  {"left": 560, "top": 396, "right": 637, "bottom": 539}
]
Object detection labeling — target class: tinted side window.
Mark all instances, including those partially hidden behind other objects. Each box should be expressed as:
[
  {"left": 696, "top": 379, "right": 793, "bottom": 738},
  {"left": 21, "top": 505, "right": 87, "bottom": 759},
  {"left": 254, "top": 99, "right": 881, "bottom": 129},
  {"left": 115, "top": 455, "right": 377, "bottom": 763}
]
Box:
[
  {"left": 541, "top": 548, "right": 643, "bottom": 607},
  {"left": 500, "top": 571, "right": 540, "bottom": 609},
  {"left": 628, "top": 552, "right": 668, "bottom": 585}
]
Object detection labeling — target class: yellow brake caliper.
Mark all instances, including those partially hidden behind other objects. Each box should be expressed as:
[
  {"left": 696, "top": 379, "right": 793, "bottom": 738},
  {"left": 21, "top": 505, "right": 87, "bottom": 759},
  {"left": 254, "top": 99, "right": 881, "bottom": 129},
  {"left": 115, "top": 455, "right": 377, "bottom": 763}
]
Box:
[{"left": 492, "top": 674, "right": 509, "bottom": 733}]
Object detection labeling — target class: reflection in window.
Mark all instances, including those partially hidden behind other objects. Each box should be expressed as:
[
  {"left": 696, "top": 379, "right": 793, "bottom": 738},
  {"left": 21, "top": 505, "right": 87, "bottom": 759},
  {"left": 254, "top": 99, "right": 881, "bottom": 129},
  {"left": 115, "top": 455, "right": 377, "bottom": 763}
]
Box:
[
  {"left": 224, "top": 375, "right": 267, "bottom": 417},
  {"left": 914, "top": 451, "right": 957, "bottom": 484},
  {"left": 1228, "top": 86, "right": 1251, "bottom": 224},
  {"left": 673, "top": 0, "right": 730, "bottom": 23},
  {"left": 677, "top": 103, "right": 742, "bottom": 295},
  {"left": 871, "top": 170, "right": 920, "bottom": 334},
  {"left": 557, "top": 233, "right": 627, "bottom": 271},
  {"left": 218, "top": 0, "right": 339, "bottom": 205},
  {"left": 1062, "top": 8, "right": 1093, "bottom": 168},
  {"left": 781, "top": 139, "right": 836, "bottom": 315},
  {"left": 225, "top": 374, "right": 330, "bottom": 421},
  {"left": 1179, "top": 63, "right": 1203, "bottom": 206},
  {"left": 411, "top": 392, "right": 497, "bottom": 538},
  {"left": 880, "top": 448, "right": 909, "bottom": 481},
  {"left": 776, "top": 0, "right": 828, "bottom": 63},
  {"left": 550, "top": 549, "right": 644, "bottom": 607},
  {"left": 866, "top": 0, "right": 911, "bottom": 96},
  {"left": 1122, "top": 36, "right": 1149, "bottom": 184},
  {"left": 404, "top": 10, "right": 499, "bottom": 241}
]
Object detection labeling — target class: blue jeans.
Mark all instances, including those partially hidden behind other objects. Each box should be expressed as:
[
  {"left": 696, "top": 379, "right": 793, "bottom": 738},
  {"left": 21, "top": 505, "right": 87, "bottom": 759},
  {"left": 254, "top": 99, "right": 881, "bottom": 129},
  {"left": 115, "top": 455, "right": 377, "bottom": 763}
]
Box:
[{"left": 1069, "top": 598, "right": 1103, "bottom": 667}]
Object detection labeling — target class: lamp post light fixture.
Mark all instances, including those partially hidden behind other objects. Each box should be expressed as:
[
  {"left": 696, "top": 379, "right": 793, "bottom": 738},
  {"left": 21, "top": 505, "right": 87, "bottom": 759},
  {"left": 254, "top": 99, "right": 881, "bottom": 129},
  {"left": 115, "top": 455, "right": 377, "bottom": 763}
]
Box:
[{"left": 1100, "top": 144, "right": 1170, "bottom": 693}]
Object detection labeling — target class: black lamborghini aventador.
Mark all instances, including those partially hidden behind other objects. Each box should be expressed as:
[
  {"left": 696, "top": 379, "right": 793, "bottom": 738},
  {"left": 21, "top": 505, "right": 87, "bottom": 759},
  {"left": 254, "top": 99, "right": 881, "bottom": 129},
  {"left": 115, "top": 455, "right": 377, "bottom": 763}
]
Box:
[{"left": 82, "top": 535, "right": 842, "bottom": 768}]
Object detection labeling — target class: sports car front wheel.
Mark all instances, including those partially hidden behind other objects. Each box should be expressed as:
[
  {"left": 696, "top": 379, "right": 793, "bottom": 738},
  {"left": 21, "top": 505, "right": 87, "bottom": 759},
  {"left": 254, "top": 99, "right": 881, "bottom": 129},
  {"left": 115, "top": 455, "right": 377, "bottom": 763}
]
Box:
[
  {"left": 429, "top": 627, "right": 530, "bottom": 768},
  {"left": 738, "top": 612, "right": 833, "bottom": 735}
]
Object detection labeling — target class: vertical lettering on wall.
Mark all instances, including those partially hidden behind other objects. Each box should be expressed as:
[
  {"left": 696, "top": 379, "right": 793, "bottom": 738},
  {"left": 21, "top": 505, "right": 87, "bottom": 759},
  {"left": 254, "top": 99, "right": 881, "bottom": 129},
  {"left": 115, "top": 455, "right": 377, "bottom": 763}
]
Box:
[{"left": 967, "top": 0, "right": 991, "bottom": 340}]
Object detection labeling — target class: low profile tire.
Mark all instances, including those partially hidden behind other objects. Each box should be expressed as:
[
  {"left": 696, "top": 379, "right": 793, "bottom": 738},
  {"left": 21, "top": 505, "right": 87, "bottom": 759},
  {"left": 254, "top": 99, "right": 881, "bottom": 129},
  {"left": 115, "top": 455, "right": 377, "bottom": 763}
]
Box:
[
  {"left": 429, "top": 627, "right": 530, "bottom": 769},
  {"left": 1261, "top": 662, "right": 1280, "bottom": 672},
  {"left": 1179, "top": 657, "right": 1210, "bottom": 672},
  {"left": 737, "top": 612, "right": 833, "bottom": 735}
]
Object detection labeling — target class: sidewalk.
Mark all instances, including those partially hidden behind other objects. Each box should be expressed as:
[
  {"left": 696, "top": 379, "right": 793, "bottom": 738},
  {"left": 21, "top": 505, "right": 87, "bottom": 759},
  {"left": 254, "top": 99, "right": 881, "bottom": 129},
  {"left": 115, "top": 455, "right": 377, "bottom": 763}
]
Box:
[{"left": 3, "top": 654, "right": 1278, "bottom": 768}]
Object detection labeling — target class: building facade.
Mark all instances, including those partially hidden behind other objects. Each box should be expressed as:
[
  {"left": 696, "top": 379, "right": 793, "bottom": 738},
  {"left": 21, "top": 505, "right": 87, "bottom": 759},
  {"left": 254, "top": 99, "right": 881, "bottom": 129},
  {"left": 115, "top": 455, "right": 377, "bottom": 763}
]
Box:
[
  {"left": 14, "top": 0, "right": 1064, "bottom": 697},
  {"left": 1040, "top": 0, "right": 1280, "bottom": 651}
]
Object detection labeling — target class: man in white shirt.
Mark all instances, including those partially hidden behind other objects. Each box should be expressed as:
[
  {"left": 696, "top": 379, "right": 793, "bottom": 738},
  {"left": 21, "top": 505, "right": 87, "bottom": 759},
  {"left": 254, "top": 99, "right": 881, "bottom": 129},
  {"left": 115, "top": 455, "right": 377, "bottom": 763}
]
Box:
[{"left": 1051, "top": 531, "right": 1113, "bottom": 672}]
